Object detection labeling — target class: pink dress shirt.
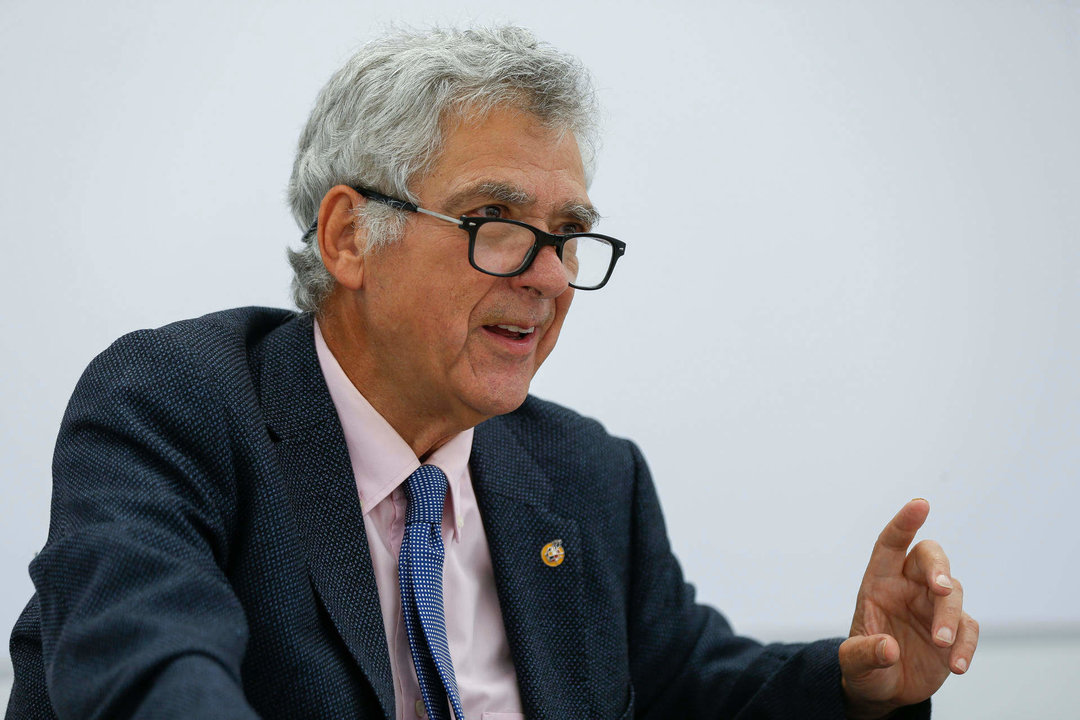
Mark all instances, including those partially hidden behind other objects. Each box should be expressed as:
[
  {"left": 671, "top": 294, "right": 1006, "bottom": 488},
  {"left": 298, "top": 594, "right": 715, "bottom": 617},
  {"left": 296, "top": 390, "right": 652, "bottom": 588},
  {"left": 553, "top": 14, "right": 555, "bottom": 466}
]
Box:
[{"left": 315, "top": 322, "right": 524, "bottom": 720}]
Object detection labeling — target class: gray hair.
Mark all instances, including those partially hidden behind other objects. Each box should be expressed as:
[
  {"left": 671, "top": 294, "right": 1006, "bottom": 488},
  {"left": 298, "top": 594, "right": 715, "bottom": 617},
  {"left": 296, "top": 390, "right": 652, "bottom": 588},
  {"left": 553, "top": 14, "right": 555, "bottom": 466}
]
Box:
[{"left": 286, "top": 25, "right": 600, "bottom": 313}]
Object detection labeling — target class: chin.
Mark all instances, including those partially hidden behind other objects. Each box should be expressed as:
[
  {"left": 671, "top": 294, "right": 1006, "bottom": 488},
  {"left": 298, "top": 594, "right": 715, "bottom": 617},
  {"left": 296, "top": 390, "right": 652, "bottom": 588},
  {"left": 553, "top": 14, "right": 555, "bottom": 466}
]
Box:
[{"left": 469, "top": 380, "right": 532, "bottom": 419}]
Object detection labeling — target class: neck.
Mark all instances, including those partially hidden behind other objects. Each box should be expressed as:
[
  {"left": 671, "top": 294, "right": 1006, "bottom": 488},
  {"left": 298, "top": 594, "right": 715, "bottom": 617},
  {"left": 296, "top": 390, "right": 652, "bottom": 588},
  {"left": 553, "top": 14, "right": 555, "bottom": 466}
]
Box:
[{"left": 317, "top": 302, "right": 480, "bottom": 460}]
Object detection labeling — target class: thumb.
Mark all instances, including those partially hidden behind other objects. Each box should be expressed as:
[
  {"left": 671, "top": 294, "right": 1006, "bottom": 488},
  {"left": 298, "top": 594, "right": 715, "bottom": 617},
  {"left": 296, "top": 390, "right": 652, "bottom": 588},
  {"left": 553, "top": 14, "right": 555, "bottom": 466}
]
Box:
[{"left": 839, "top": 634, "right": 899, "bottom": 678}]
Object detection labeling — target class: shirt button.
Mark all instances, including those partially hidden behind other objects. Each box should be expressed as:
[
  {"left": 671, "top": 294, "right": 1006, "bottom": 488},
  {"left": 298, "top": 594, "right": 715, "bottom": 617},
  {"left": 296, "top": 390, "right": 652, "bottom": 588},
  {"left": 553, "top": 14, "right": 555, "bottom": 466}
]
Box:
[
  {"left": 456, "top": 514, "right": 465, "bottom": 530},
  {"left": 415, "top": 699, "right": 427, "bottom": 718}
]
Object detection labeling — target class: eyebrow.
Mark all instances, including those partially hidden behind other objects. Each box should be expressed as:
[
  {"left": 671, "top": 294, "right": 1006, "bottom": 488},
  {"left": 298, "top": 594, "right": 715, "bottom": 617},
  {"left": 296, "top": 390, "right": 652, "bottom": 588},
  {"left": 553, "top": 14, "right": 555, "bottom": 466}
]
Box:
[
  {"left": 442, "top": 180, "right": 602, "bottom": 229},
  {"left": 562, "top": 202, "right": 602, "bottom": 229}
]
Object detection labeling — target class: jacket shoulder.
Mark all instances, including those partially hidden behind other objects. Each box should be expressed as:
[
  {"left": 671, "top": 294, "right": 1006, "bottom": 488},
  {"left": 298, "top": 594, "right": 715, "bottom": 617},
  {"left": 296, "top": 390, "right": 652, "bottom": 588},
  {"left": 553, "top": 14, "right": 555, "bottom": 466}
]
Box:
[
  {"left": 482, "top": 394, "right": 641, "bottom": 491},
  {"left": 504, "top": 394, "right": 610, "bottom": 432},
  {"left": 105, "top": 306, "right": 296, "bottom": 360},
  {"left": 75, "top": 307, "right": 298, "bottom": 392}
]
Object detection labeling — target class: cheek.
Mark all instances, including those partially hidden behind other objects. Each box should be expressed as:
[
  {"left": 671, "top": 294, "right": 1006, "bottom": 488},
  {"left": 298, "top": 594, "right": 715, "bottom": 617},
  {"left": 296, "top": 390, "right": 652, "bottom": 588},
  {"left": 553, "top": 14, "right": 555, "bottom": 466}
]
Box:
[
  {"left": 443, "top": 281, "right": 496, "bottom": 353},
  {"left": 537, "top": 291, "right": 574, "bottom": 363}
]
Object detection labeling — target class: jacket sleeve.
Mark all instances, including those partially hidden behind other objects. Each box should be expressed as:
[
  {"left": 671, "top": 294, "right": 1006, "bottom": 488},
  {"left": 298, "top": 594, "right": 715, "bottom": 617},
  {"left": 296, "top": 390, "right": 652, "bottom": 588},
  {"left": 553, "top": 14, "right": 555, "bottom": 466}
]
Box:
[
  {"left": 13, "top": 330, "right": 261, "bottom": 720},
  {"left": 622, "top": 440, "right": 930, "bottom": 719}
]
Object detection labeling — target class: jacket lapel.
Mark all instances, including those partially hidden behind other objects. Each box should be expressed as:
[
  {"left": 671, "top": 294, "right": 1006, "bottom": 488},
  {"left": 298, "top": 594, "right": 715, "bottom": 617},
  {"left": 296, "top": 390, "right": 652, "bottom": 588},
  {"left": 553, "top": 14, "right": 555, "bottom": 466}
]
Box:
[
  {"left": 256, "top": 314, "right": 394, "bottom": 720},
  {"left": 471, "top": 417, "right": 592, "bottom": 720},
  {"left": 256, "top": 315, "right": 595, "bottom": 718}
]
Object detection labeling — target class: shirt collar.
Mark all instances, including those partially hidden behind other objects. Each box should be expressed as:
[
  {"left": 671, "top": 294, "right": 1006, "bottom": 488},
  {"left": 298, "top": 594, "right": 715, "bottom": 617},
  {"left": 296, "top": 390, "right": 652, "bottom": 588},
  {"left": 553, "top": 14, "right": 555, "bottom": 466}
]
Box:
[{"left": 313, "top": 320, "right": 473, "bottom": 526}]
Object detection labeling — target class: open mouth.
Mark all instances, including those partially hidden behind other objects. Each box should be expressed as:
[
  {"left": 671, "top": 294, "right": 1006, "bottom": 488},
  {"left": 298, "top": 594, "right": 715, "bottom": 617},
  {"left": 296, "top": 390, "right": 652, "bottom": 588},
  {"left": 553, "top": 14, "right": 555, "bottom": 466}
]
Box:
[{"left": 484, "top": 323, "right": 536, "bottom": 341}]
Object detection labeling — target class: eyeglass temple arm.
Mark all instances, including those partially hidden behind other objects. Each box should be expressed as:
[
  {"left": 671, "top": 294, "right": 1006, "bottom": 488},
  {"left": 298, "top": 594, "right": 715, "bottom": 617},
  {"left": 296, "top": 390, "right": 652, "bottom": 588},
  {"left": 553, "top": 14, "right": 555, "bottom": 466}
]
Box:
[
  {"left": 415, "top": 207, "right": 461, "bottom": 225},
  {"left": 354, "top": 187, "right": 417, "bottom": 212},
  {"left": 303, "top": 185, "right": 465, "bottom": 241},
  {"left": 357, "top": 187, "right": 461, "bottom": 225}
]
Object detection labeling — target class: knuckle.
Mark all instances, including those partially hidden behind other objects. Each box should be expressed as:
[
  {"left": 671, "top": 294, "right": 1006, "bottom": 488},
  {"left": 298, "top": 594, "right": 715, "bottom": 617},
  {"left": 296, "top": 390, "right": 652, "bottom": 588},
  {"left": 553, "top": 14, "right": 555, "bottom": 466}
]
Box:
[
  {"left": 940, "top": 601, "right": 962, "bottom": 620},
  {"left": 913, "top": 539, "right": 951, "bottom": 567},
  {"left": 915, "top": 538, "right": 942, "bottom": 553}
]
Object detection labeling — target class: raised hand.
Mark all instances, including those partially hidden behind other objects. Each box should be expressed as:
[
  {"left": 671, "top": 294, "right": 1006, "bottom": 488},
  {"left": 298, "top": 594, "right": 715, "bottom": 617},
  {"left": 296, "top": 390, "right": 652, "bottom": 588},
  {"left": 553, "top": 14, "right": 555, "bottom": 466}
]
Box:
[{"left": 839, "top": 499, "right": 979, "bottom": 719}]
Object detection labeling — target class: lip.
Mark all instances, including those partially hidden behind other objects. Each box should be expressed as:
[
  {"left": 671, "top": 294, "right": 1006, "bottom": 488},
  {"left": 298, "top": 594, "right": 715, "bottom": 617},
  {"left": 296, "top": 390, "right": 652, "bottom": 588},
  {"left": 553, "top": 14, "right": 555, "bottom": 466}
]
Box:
[{"left": 479, "top": 322, "right": 542, "bottom": 356}]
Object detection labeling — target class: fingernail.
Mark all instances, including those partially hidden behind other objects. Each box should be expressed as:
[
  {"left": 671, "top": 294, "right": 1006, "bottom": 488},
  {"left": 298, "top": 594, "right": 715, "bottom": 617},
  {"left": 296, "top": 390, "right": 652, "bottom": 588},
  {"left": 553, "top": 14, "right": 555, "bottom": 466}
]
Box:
[
  {"left": 877, "top": 638, "right": 888, "bottom": 662},
  {"left": 955, "top": 658, "right": 968, "bottom": 673},
  {"left": 936, "top": 574, "right": 953, "bottom": 589},
  {"left": 936, "top": 627, "right": 954, "bottom": 644}
]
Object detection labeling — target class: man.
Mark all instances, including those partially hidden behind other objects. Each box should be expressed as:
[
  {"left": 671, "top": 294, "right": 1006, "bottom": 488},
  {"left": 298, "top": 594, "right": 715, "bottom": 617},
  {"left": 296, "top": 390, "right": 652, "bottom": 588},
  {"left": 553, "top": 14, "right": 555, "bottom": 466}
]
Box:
[{"left": 7, "top": 26, "right": 976, "bottom": 719}]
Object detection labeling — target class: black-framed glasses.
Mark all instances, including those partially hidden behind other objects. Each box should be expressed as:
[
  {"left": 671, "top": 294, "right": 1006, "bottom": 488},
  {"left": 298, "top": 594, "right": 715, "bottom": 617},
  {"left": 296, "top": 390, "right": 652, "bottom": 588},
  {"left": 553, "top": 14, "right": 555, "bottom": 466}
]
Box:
[{"left": 304, "top": 185, "right": 626, "bottom": 290}]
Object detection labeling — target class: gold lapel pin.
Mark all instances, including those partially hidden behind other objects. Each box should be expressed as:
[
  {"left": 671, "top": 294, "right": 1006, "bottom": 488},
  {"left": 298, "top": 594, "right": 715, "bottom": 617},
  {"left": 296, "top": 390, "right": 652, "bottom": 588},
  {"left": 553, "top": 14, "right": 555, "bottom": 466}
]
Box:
[{"left": 541, "top": 539, "right": 565, "bottom": 567}]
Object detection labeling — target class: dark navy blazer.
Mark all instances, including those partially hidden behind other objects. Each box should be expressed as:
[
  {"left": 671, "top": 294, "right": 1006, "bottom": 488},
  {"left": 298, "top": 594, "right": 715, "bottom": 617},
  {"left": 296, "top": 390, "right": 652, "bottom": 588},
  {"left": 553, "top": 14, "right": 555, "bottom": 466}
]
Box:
[{"left": 6, "top": 308, "right": 927, "bottom": 719}]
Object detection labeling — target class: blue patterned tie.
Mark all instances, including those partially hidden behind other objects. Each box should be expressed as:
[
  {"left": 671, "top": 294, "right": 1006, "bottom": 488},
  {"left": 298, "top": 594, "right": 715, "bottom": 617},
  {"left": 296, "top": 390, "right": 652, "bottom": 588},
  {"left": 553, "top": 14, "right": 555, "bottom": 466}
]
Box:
[{"left": 399, "top": 465, "right": 466, "bottom": 720}]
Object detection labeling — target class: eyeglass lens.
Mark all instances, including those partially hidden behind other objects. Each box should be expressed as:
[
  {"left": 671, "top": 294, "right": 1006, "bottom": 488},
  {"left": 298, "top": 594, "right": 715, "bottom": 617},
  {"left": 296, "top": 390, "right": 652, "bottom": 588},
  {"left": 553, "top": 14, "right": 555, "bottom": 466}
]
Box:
[{"left": 472, "top": 222, "right": 615, "bottom": 289}]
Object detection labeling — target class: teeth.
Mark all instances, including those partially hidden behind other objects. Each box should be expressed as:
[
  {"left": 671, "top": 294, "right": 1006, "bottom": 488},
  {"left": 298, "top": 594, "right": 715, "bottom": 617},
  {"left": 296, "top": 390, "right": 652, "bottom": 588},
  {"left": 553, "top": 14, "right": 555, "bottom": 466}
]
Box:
[{"left": 496, "top": 324, "right": 535, "bottom": 334}]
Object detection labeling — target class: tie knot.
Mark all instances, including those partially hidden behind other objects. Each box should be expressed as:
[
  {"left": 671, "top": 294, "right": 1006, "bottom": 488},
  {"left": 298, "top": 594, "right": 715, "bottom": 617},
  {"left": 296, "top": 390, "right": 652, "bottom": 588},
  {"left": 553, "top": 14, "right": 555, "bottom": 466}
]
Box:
[{"left": 404, "top": 464, "right": 448, "bottom": 525}]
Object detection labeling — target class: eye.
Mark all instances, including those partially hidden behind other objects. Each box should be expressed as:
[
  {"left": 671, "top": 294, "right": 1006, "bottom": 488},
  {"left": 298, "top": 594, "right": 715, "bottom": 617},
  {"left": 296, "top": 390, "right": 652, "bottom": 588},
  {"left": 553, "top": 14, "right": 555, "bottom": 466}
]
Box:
[
  {"left": 477, "top": 205, "right": 504, "bottom": 218},
  {"left": 557, "top": 222, "right": 586, "bottom": 235}
]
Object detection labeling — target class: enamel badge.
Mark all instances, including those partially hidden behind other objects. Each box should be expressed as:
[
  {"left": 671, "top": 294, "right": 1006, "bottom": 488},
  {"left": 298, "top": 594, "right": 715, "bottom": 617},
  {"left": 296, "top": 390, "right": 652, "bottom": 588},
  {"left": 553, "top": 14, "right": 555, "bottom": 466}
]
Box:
[{"left": 541, "top": 539, "right": 565, "bottom": 567}]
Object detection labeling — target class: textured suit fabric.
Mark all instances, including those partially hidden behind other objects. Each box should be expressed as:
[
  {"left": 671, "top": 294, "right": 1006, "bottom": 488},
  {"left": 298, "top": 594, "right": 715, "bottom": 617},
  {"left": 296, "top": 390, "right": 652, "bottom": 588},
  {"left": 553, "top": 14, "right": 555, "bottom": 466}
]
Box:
[{"left": 6, "top": 308, "right": 930, "bottom": 719}]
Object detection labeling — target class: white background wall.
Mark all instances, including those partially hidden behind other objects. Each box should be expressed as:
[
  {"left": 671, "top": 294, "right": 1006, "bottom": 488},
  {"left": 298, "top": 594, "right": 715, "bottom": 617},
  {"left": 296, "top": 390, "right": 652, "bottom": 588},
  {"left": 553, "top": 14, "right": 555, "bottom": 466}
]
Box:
[{"left": 2, "top": 0, "right": 1078, "bottom": 714}]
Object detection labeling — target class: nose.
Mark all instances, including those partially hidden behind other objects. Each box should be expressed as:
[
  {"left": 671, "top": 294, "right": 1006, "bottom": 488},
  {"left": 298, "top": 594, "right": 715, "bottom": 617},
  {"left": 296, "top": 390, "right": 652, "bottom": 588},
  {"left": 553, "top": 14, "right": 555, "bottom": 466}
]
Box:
[{"left": 512, "top": 244, "right": 570, "bottom": 299}]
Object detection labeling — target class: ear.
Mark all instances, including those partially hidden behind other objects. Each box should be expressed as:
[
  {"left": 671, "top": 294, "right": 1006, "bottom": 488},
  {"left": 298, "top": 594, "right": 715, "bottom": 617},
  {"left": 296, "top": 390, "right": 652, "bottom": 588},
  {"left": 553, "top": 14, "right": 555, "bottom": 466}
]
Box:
[{"left": 317, "top": 185, "right": 367, "bottom": 291}]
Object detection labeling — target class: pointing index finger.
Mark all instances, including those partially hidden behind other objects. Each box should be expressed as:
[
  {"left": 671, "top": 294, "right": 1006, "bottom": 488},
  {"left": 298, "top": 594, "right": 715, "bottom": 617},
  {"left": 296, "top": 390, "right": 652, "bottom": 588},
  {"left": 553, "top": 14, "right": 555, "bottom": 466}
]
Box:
[{"left": 865, "top": 498, "right": 931, "bottom": 578}]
